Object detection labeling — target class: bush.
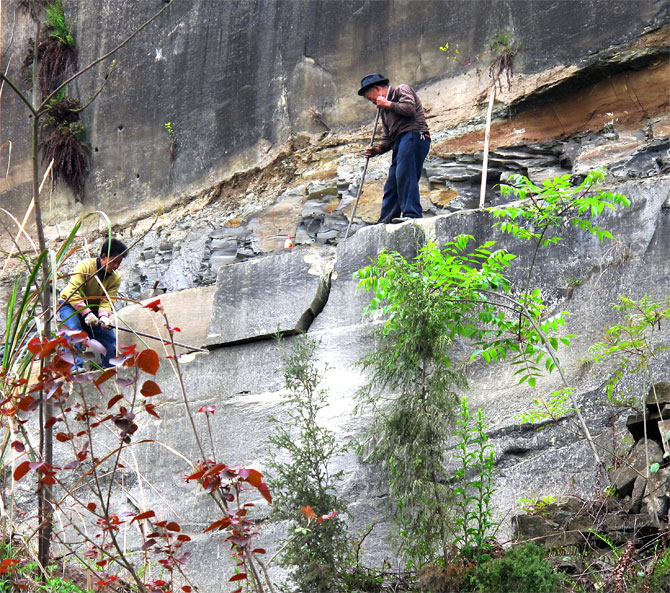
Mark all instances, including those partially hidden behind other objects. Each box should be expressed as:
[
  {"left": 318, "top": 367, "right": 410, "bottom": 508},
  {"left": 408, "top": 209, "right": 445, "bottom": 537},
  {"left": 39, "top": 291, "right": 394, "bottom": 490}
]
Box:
[
  {"left": 267, "top": 336, "right": 349, "bottom": 593},
  {"left": 469, "top": 543, "right": 562, "bottom": 593}
]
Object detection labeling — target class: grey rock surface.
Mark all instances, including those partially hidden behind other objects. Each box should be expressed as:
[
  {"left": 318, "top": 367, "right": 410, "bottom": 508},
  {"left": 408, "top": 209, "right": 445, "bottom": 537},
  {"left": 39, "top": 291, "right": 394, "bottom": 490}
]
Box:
[{"left": 206, "top": 245, "right": 335, "bottom": 345}]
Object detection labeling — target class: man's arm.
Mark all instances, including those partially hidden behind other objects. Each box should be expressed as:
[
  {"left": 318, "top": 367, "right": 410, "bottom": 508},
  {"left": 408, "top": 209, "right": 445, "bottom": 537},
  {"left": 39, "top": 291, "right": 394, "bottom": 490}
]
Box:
[
  {"left": 60, "top": 260, "right": 93, "bottom": 317},
  {"left": 388, "top": 84, "right": 418, "bottom": 118}
]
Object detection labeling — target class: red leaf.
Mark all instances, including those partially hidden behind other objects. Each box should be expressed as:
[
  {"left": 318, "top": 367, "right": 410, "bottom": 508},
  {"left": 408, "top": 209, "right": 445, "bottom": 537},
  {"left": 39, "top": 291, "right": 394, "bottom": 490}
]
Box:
[
  {"left": 145, "top": 403, "right": 160, "bottom": 419},
  {"left": 140, "top": 380, "right": 162, "bottom": 397},
  {"left": 203, "top": 517, "right": 230, "bottom": 533},
  {"left": 55, "top": 432, "right": 72, "bottom": 443},
  {"left": 107, "top": 394, "right": 123, "bottom": 409},
  {"left": 143, "top": 299, "right": 162, "bottom": 312},
  {"left": 85, "top": 339, "right": 107, "bottom": 355},
  {"left": 239, "top": 468, "right": 263, "bottom": 488},
  {"left": 10, "top": 441, "right": 25, "bottom": 453},
  {"left": 185, "top": 469, "right": 205, "bottom": 481},
  {"left": 165, "top": 521, "right": 180, "bottom": 532},
  {"left": 137, "top": 350, "right": 160, "bottom": 375},
  {"left": 27, "top": 336, "right": 43, "bottom": 355},
  {"left": 41, "top": 476, "right": 57, "bottom": 485},
  {"left": 251, "top": 548, "right": 266, "bottom": 554},
  {"left": 130, "top": 510, "right": 156, "bottom": 523},
  {"left": 141, "top": 539, "right": 157, "bottom": 551},
  {"left": 181, "top": 587, "right": 192, "bottom": 592},
  {"left": 115, "top": 377, "right": 135, "bottom": 387},
  {"left": 0, "top": 558, "right": 20, "bottom": 574},
  {"left": 301, "top": 505, "right": 316, "bottom": 520},
  {"left": 257, "top": 481, "right": 272, "bottom": 504},
  {"left": 13, "top": 461, "right": 31, "bottom": 481},
  {"left": 202, "top": 463, "right": 227, "bottom": 478},
  {"left": 94, "top": 368, "right": 116, "bottom": 387},
  {"left": 17, "top": 396, "right": 37, "bottom": 412},
  {"left": 317, "top": 510, "right": 338, "bottom": 522},
  {"left": 44, "top": 416, "right": 59, "bottom": 429},
  {"left": 87, "top": 502, "right": 97, "bottom": 512},
  {"left": 229, "top": 573, "right": 247, "bottom": 582}
]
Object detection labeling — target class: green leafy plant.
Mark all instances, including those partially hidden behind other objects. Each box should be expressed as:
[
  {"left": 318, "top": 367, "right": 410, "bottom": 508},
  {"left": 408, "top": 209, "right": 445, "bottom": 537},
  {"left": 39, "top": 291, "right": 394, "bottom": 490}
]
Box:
[
  {"left": 164, "top": 121, "right": 177, "bottom": 161},
  {"left": 516, "top": 495, "right": 557, "bottom": 516},
  {"left": 355, "top": 246, "right": 466, "bottom": 568},
  {"left": 453, "top": 398, "right": 497, "bottom": 564},
  {"left": 469, "top": 542, "right": 562, "bottom": 593},
  {"left": 45, "top": 0, "right": 75, "bottom": 47},
  {"left": 37, "top": 1, "right": 78, "bottom": 98},
  {"left": 267, "top": 335, "right": 349, "bottom": 593},
  {"left": 590, "top": 295, "right": 670, "bottom": 406},
  {"left": 488, "top": 32, "right": 521, "bottom": 91},
  {"left": 589, "top": 295, "right": 670, "bottom": 524},
  {"left": 357, "top": 170, "right": 631, "bottom": 494}
]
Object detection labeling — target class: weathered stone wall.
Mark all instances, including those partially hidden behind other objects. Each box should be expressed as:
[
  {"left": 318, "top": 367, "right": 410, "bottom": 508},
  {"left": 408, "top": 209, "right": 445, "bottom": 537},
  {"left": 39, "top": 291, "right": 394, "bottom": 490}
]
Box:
[{"left": 0, "top": 0, "right": 666, "bottom": 228}]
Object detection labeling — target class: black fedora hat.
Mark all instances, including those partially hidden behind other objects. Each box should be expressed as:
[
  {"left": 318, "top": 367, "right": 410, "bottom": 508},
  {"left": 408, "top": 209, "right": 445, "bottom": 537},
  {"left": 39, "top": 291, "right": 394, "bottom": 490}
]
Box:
[{"left": 358, "top": 73, "right": 389, "bottom": 96}]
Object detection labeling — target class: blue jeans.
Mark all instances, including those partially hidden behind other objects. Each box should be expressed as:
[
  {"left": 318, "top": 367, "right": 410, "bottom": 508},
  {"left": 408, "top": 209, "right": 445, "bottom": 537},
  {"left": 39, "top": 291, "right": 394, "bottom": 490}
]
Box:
[
  {"left": 379, "top": 131, "right": 430, "bottom": 222},
  {"left": 57, "top": 302, "right": 116, "bottom": 368}
]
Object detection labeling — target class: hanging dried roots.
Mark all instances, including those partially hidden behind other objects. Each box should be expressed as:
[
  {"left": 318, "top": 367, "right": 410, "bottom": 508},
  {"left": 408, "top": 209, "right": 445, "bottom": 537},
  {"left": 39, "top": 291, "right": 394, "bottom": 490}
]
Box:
[{"left": 41, "top": 98, "right": 89, "bottom": 202}]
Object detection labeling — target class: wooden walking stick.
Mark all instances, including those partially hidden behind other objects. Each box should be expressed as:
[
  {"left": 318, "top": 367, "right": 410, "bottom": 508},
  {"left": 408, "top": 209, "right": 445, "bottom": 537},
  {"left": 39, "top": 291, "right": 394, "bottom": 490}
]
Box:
[{"left": 344, "top": 89, "right": 389, "bottom": 239}]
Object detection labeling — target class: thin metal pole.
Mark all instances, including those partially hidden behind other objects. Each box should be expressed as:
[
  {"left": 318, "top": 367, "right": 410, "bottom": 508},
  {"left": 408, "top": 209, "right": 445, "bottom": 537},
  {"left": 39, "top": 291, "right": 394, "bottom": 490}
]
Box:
[
  {"left": 344, "top": 90, "right": 388, "bottom": 239},
  {"left": 116, "top": 325, "right": 208, "bottom": 353}
]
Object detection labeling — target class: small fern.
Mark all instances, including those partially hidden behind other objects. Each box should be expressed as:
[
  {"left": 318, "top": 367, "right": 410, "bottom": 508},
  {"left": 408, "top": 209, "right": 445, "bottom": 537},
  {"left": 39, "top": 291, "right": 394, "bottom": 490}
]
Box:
[{"left": 45, "top": 0, "right": 75, "bottom": 47}]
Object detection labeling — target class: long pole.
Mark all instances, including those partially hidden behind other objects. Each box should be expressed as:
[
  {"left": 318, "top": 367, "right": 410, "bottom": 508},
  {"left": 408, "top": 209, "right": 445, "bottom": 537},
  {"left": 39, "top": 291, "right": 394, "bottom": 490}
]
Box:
[
  {"left": 479, "top": 85, "right": 496, "bottom": 209},
  {"left": 116, "top": 325, "right": 208, "bottom": 353},
  {"left": 344, "top": 90, "right": 388, "bottom": 239}
]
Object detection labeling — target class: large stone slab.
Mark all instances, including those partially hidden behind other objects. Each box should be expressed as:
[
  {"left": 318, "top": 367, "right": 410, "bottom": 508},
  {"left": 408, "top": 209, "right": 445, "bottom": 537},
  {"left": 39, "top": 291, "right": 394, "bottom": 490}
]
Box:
[
  {"left": 206, "top": 245, "right": 335, "bottom": 346},
  {"left": 117, "top": 286, "right": 216, "bottom": 356}
]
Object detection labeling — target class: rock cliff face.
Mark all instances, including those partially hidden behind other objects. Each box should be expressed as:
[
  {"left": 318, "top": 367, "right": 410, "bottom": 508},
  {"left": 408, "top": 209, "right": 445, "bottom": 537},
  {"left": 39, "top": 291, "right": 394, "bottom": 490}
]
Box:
[
  {"left": 2, "top": 0, "right": 670, "bottom": 587},
  {"left": 0, "top": 0, "right": 666, "bottom": 225}
]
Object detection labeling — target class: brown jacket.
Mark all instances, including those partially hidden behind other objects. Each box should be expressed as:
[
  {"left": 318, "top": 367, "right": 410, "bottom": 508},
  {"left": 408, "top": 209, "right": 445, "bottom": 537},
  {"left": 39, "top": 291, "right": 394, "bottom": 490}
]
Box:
[{"left": 378, "top": 84, "right": 429, "bottom": 153}]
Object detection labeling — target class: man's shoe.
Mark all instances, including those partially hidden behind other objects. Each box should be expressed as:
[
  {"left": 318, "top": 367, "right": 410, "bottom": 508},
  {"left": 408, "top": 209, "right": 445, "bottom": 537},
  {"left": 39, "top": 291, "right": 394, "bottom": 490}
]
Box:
[
  {"left": 377, "top": 215, "right": 395, "bottom": 224},
  {"left": 391, "top": 216, "right": 412, "bottom": 223}
]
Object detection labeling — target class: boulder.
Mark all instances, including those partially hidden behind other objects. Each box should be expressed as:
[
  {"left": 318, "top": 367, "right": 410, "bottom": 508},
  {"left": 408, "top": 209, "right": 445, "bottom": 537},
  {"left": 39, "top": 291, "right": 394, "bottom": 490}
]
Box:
[
  {"left": 609, "top": 439, "right": 664, "bottom": 497},
  {"left": 206, "top": 246, "right": 335, "bottom": 346}
]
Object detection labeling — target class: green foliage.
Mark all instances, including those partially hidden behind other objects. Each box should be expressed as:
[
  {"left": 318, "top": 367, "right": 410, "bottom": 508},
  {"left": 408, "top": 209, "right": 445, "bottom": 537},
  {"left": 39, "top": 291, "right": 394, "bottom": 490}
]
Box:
[
  {"left": 516, "top": 494, "right": 557, "bottom": 515},
  {"left": 470, "top": 543, "right": 562, "bottom": 593},
  {"left": 494, "top": 169, "right": 630, "bottom": 247},
  {"left": 589, "top": 295, "right": 670, "bottom": 407},
  {"left": 453, "top": 398, "right": 497, "bottom": 564},
  {"left": 36, "top": 576, "right": 92, "bottom": 592},
  {"left": 646, "top": 546, "right": 670, "bottom": 593},
  {"left": 357, "top": 235, "right": 574, "bottom": 399},
  {"left": 517, "top": 387, "right": 575, "bottom": 425},
  {"left": 355, "top": 246, "right": 467, "bottom": 567},
  {"left": 45, "top": 0, "right": 75, "bottom": 47},
  {"left": 267, "top": 336, "right": 349, "bottom": 593},
  {"left": 489, "top": 32, "right": 521, "bottom": 56},
  {"left": 0, "top": 544, "right": 92, "bottom": 593},
  {"left": 439, "top": 41, "right": 460, "bottom": 62}
]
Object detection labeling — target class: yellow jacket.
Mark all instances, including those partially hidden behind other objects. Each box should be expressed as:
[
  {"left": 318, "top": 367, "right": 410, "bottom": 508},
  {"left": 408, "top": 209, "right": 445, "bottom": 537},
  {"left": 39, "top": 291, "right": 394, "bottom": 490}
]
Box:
[{"left": 59, "top": 258, "right": 121, "bottom": 318}]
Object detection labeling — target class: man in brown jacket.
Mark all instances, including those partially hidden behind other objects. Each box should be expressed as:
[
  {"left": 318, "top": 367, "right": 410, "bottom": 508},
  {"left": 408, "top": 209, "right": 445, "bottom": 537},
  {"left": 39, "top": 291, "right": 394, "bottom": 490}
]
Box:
[{"left": 358, "top": 73, "right": 430, "bottom": 223}]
